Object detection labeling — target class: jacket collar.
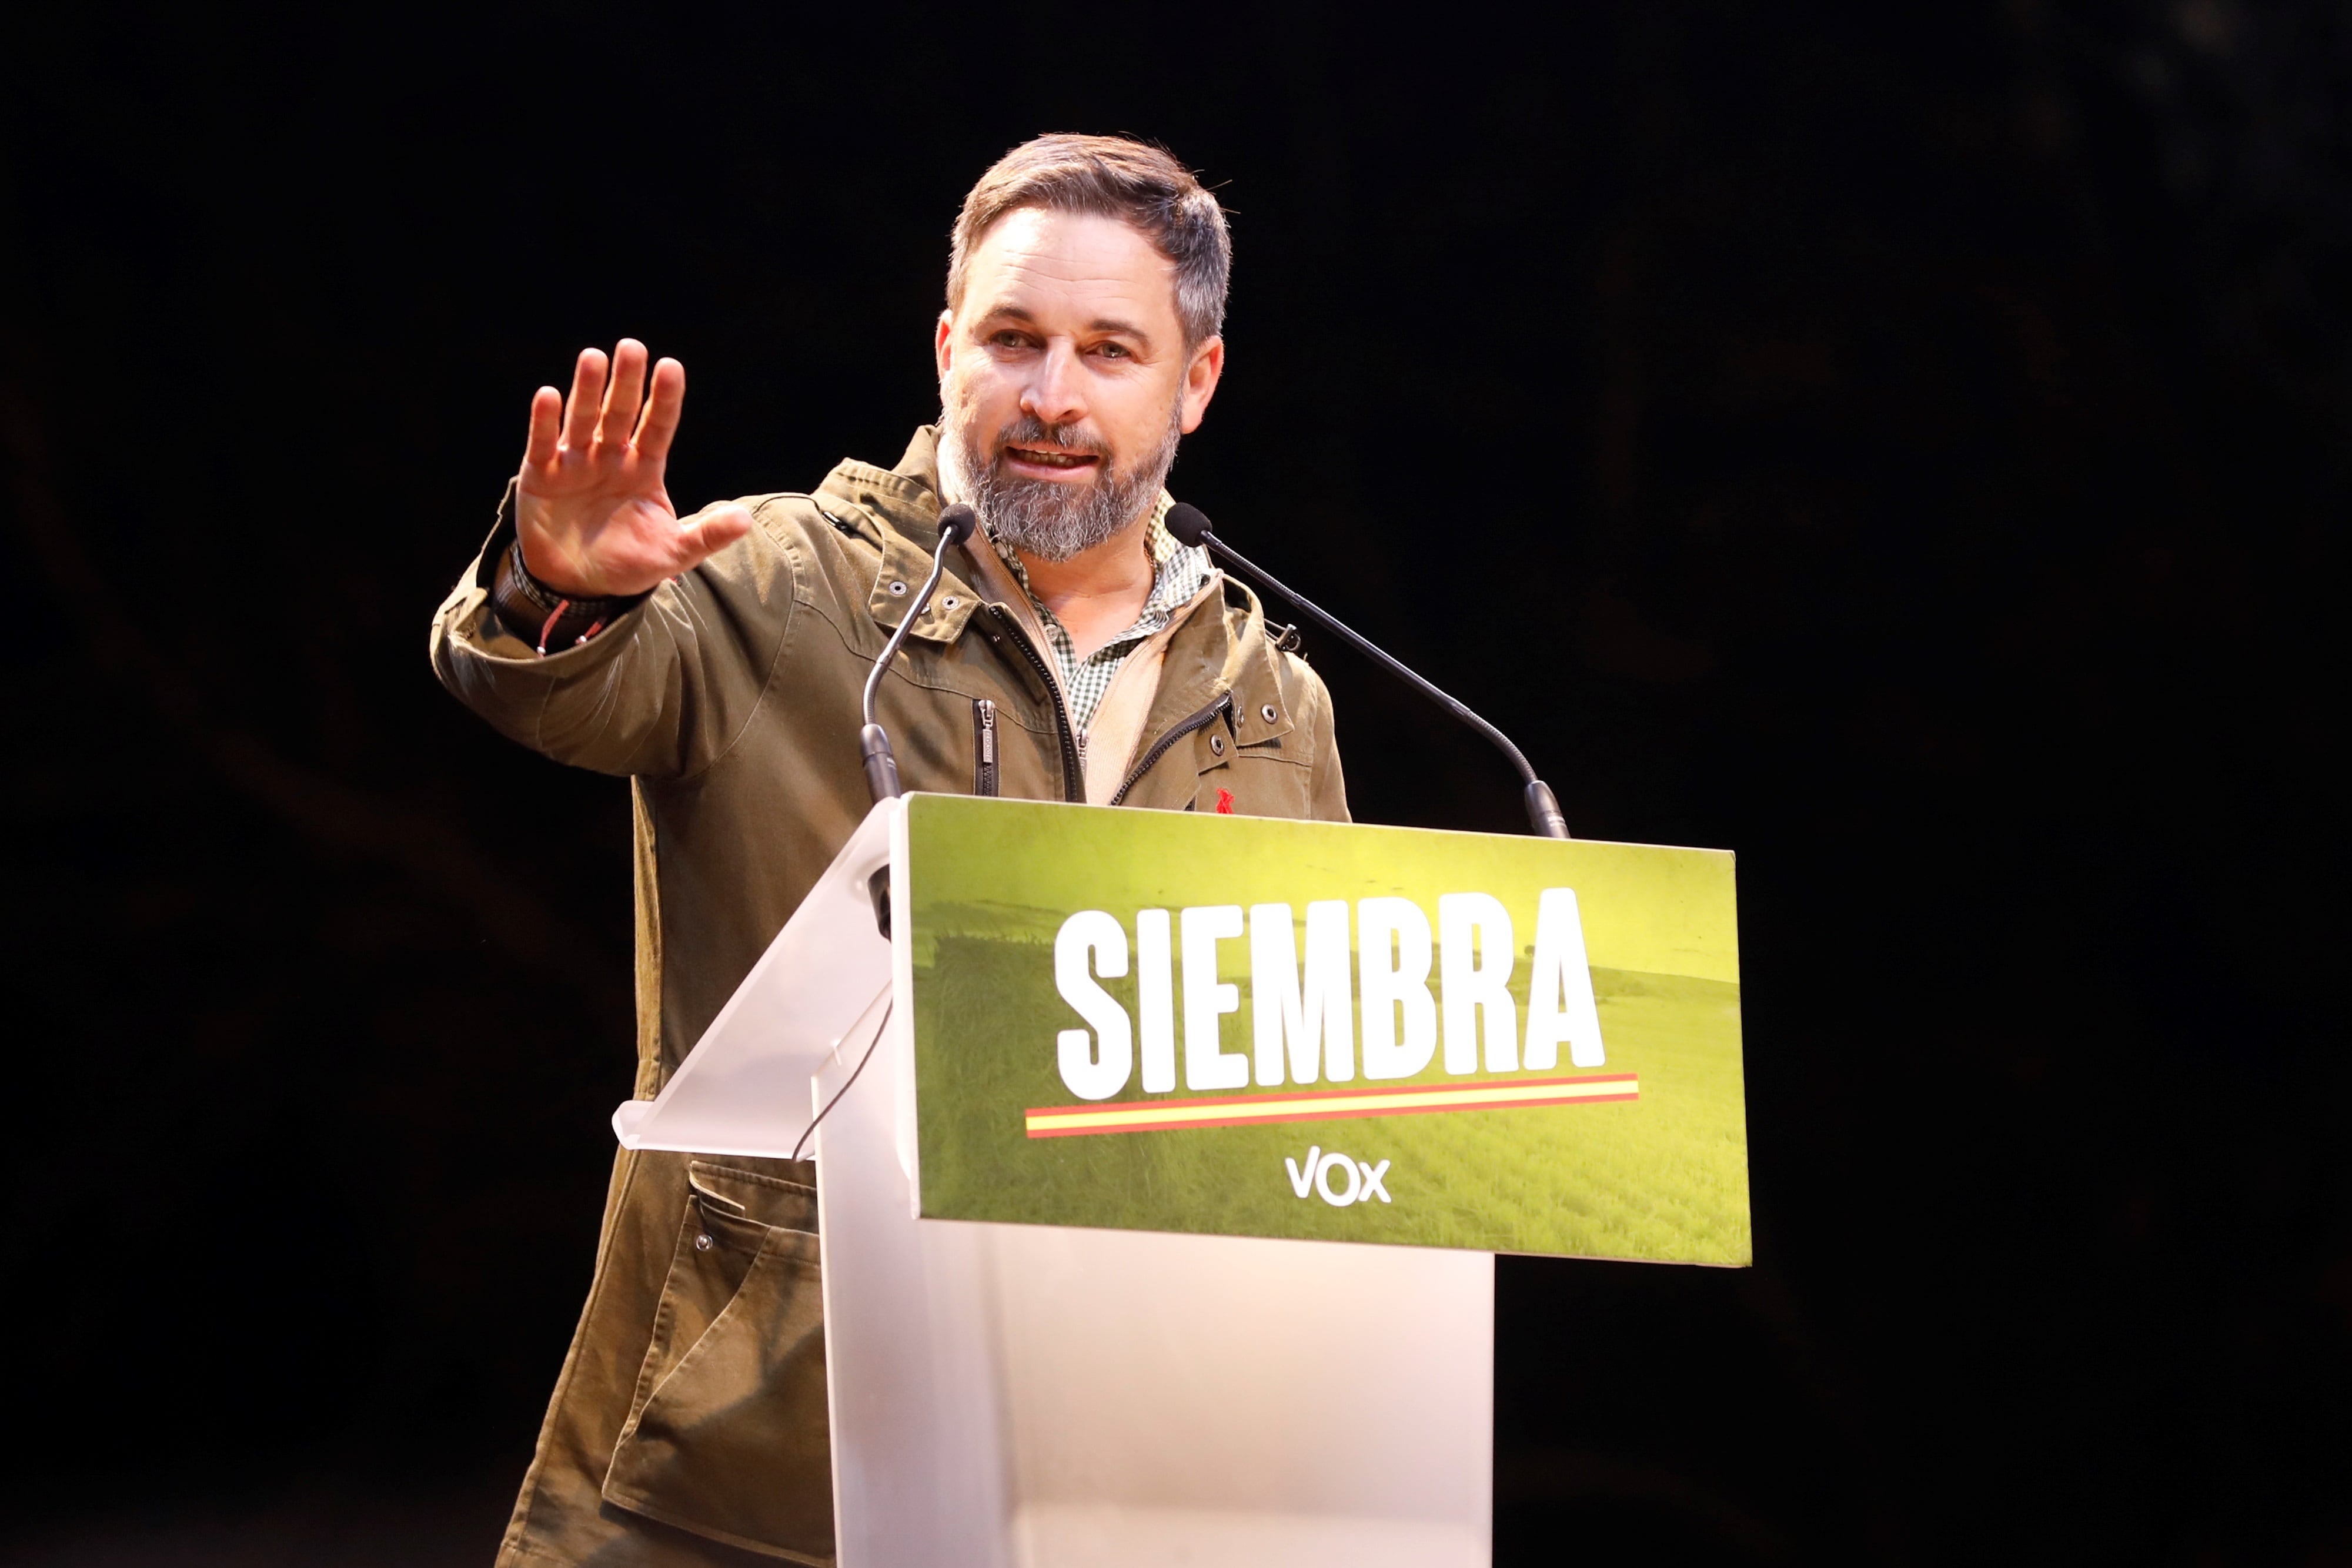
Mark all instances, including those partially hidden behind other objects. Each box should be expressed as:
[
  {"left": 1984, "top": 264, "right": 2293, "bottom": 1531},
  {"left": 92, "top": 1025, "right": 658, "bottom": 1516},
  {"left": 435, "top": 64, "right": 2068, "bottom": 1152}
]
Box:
[
  {"left": 1145, "top": 575, "right": 1295, "bottom": 753},
  {"left": 816, "top": 427, "right": 987, "bottom": 645},
  {"left": 820, "top": 428, "right": 1292, "bottom": 751}
]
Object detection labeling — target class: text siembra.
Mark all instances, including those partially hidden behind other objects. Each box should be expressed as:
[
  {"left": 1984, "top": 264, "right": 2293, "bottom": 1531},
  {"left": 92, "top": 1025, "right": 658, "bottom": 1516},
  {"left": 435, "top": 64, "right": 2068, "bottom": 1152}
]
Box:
[{"left": 1052, "top": 890, "right": 1607, "bottom": 1102}]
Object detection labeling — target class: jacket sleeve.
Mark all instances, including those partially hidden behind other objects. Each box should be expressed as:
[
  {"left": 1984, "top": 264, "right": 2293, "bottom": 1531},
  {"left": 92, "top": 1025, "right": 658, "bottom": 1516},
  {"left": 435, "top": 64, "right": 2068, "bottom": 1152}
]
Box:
[
  {"left": 428, "top": 484, "right": 800, "bottom": 780},
  {"left": 1295, "top": 657, "right": 1352, "bottom": 824}
]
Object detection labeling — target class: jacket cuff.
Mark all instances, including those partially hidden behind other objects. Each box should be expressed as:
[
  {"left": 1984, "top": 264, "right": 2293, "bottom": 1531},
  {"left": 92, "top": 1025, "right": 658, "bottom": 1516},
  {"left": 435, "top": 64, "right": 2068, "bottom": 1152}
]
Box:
[{"left": 490, "top": 539, "right": 652, "bottom": 654}]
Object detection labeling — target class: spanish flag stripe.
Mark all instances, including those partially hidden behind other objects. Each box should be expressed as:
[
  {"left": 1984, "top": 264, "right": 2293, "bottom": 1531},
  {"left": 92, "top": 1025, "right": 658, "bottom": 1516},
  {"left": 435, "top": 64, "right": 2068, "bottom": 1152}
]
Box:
[{"left": 1023, "top": 1074, "right": 1640, "bottom": 1138}]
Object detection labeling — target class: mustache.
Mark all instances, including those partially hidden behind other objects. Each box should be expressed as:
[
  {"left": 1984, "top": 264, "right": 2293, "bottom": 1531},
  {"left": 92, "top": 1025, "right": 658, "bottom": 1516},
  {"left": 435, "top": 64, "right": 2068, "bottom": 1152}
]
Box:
[
  {"left": 988, "top": 416, "right": 1111, "bottom": 464},
  {"left": 941, "top": 393, "right": 1185, "bottom": 564}
]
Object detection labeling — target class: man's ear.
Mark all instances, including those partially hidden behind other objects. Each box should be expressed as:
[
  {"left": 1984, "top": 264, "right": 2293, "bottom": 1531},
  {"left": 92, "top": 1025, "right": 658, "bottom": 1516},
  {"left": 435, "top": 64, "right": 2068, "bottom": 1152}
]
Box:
[
  {"left": 1178, "top": 335, "right": 1225, "bottom": 435},
  {"left": 934, "top": 311, "right": 955, "bottom": 381}
]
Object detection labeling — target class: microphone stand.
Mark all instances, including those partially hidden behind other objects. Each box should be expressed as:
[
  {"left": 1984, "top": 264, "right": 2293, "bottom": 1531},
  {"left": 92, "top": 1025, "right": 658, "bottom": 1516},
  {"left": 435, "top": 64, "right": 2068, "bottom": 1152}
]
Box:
[{"left": 1166, "top": 505, "right": 1569, "bottom": 839}]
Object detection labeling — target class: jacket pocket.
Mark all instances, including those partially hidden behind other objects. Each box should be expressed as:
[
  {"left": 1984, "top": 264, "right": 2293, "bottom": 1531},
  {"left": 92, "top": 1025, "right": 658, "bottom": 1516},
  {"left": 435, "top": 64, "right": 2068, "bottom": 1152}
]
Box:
[
  {"left": 602, "top": 1161, "right": 832, "bottom": 1564},
  {"left": 973, "top": 697, "right": 1000, "bottom": 796}
]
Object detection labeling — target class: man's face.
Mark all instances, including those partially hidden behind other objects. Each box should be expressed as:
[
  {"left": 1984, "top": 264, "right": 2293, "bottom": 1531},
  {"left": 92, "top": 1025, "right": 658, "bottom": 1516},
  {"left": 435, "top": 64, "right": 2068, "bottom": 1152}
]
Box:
[{"left": 936, "top": 206, "right": 1224, "bottom": 561}]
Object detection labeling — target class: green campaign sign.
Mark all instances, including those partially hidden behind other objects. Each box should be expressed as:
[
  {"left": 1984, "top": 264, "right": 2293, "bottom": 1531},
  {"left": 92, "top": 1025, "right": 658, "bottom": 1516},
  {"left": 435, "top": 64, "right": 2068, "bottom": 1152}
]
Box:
[{"left": 903, "top": 795, "right": 1749, "bottom": 1263}]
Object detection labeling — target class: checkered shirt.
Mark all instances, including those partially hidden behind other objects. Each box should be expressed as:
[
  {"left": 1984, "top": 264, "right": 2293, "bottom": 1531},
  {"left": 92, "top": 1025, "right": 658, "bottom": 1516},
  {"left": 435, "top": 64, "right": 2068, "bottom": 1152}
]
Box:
[{"left": 991, "top": 493, "right": 1214, "bottom": 744}]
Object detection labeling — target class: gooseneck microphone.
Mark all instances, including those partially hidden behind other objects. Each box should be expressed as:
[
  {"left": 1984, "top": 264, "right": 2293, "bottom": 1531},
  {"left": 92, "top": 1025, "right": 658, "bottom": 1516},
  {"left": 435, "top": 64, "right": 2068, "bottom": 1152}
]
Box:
[
  {"left": 857, "top": 503, "right": 977, "bottom": 938},
  {"left": 860, "top": 503, "right": 979, "bottom": 804},
  {"left": 1164, "top": 503, "right": 1571, "bottom": 839}
]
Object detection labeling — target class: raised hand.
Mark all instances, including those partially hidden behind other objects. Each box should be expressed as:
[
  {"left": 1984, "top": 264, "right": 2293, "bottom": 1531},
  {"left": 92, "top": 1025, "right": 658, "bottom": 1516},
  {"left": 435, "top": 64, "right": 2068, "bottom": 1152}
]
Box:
[{"left": 514, "top": 340, "right": 753, "bottom": 597}]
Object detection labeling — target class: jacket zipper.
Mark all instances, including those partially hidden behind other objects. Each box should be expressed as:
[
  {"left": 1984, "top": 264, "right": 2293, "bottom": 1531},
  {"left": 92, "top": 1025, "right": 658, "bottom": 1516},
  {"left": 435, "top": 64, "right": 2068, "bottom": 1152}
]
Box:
[
  {"left": 1109, "top": 692, "right": 1234, "bottom": 807},
  {"left": 984, "top": 606, "right": 1084, "bottom": 803},
  {"left": 973, "top": 697, "right": 1000, "bottom": 797}
]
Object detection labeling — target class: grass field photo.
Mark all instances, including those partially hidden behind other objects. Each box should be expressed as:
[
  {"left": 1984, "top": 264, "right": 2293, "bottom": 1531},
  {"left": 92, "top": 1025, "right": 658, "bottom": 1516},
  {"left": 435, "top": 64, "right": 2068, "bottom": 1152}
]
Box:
[{"left": 905, "top": 797, "right": 1750, "bottom": 1263}]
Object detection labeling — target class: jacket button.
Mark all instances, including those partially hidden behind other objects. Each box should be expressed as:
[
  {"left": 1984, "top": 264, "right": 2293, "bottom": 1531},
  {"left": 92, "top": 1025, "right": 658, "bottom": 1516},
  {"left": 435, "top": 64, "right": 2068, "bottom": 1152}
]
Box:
[
  {"left": 1209, "top": 734, "right": 1225, "bottom": 757},
  {"left": 694, "top": 1233, "right": 713, "bottom": 1251},
  {"left": 1261, "top": 704, "right": 1279, "bottom": 724},
  {"left": 888, "top": 580, "right": 908, "bottom": 597}
]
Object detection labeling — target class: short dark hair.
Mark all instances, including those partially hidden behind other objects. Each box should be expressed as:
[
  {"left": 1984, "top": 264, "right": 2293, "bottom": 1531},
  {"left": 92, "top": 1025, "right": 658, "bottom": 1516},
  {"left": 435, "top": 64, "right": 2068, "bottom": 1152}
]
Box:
[{"left": 948, "top": 134, "right": 1230, "bottom": 349}]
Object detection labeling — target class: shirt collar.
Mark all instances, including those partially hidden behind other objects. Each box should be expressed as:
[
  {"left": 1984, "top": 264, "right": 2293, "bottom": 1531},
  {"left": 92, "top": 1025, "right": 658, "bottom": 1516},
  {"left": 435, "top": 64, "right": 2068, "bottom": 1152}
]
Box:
[{"left": 988, "top": 492, "right": 1204, "bottom": 618}]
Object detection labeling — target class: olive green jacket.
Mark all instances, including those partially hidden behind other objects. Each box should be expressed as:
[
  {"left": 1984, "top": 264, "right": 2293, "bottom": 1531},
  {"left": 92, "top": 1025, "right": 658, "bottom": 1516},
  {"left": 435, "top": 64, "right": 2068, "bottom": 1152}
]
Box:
[{"left": 429, "top": 427, "right": 1348, "bottom": 1566}]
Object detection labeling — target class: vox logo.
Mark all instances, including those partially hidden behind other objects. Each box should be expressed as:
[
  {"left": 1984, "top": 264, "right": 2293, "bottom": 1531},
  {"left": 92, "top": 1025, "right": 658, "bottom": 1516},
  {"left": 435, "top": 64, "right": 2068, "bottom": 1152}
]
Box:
[{"left": 1286, "top": 1146, "right": 1392, "bottom": 1208}]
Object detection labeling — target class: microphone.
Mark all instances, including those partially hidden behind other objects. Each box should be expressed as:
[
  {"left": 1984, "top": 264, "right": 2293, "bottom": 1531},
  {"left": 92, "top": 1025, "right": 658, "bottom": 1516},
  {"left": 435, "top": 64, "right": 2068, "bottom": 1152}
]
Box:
[
  {"left": 860, "top": 503, "right": 978, "bottom": 804},
  {"left": 1164, "top": 503, "right": 1570, "bottom": 839}
]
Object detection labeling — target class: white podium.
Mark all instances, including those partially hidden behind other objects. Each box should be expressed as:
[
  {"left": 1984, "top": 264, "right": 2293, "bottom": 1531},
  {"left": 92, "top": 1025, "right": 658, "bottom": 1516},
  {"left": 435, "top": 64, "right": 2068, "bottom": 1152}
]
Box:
[{"left": 614, "top": 800, "right": 1494, "bottom": 1567}]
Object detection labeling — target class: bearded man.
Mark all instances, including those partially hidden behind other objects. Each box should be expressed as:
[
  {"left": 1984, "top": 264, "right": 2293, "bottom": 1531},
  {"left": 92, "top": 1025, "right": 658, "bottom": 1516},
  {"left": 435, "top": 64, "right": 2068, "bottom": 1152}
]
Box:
[{"left": 429, "top": 135, "right": 1347, "bottom": 1566}]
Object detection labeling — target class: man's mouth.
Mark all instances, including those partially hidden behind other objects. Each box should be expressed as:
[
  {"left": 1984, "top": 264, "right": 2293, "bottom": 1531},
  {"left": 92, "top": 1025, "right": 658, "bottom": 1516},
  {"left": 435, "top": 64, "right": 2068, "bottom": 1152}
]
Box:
[{"left": 1002, "top": 444, "right": 1102, "bottom": 474}]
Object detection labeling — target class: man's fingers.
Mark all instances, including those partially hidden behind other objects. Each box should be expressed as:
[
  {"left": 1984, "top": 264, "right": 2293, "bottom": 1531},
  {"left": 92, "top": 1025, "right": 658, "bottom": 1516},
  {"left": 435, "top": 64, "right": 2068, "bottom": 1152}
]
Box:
[
  {"left": 523, "top": 386, "right": 562, "bottom": 467},
  {"left": 635, "top": 357, "right": 686, "bottom": 460},
  {"left": 562, "top": 347, "right": 608, "bottom": 450},
  {"left": 668, "top": 504, "right": 754, "bottom": 570},
  {"left": 598, "top": 338, "right": 649, "bottom": 448}
]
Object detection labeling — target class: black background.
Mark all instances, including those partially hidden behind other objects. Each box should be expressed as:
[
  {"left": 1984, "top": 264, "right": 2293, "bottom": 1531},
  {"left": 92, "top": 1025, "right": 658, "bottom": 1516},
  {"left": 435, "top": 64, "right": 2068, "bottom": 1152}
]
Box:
[{"left": 3, "top": 3, "right": 2346, "bottom": 1564}]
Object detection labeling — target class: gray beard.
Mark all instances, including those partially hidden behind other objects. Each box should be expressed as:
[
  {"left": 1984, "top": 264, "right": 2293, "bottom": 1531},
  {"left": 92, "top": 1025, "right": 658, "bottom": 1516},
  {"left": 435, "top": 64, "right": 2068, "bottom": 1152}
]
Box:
[{"left": 940, "top": 404, "right": 1183, "bottom": 564}]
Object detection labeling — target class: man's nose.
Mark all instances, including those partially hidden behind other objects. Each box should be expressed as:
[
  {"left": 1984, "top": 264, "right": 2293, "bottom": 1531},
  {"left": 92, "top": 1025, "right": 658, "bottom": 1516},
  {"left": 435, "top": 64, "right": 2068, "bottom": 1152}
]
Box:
[{"left": 1019, "top": 341, "right": 1088, "bottom": 429}]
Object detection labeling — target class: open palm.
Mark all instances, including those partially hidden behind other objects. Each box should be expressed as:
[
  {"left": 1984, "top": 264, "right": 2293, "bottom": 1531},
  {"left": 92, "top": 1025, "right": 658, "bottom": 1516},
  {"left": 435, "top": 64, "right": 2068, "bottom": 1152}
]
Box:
[{"left": 514, "top": 339, "right": 751, "bottom": 597}]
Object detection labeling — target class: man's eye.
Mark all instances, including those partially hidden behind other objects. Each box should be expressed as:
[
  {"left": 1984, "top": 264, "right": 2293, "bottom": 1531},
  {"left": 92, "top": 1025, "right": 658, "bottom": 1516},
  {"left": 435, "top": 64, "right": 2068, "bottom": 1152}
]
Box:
[
  {"left": 990, "top": 332, "right": 1032, "bottom": 349},
  {"left": 1094, "top": 342, "right": 1131, "bottom": 359}
]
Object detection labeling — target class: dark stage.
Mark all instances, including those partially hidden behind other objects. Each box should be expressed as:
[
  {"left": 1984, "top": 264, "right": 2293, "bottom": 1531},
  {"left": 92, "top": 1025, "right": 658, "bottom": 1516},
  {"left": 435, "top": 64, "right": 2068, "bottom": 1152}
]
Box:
[{"left": 2, "top": 4, "right": 2345, "bottom": 1563}]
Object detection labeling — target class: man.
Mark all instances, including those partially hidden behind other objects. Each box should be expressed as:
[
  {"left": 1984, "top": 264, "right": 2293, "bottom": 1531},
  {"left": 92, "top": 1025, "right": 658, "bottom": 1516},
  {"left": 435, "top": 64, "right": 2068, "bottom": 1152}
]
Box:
[{"left": 431, "top": 135, "right": 1348, "bottom": 1566}]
